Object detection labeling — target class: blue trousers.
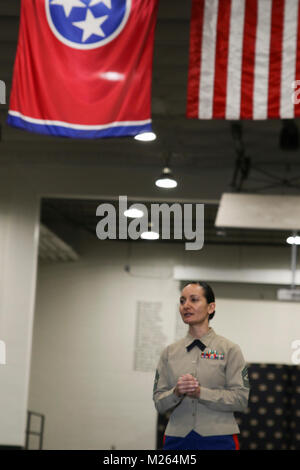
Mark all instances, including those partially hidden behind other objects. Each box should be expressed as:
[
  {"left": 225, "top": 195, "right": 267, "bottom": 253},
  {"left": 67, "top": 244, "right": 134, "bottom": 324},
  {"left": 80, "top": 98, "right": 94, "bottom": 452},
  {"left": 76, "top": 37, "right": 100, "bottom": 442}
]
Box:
[{"left": 163, "top": 430, "right": 239, "bottom": 450}]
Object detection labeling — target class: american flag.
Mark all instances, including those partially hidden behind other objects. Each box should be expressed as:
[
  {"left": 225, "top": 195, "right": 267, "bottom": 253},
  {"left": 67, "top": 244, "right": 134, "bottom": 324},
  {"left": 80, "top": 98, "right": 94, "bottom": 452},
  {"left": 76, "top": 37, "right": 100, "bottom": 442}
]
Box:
[{"left": 187, "top": 0, "right": 300, "bottom": 120}]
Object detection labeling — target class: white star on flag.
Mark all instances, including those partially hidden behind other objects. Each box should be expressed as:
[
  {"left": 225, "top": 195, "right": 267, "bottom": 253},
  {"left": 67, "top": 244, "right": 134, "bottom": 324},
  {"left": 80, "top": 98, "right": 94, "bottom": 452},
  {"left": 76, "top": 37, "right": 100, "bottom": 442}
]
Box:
[
  {"left": 51, "top": 0, "right": 86, "bottom": 18},
  {"left": 73, "top": 9, "right": 108, "bottom": 42},
  {"left": 89, "top": 0, "right": 112, "bottom": 8}
]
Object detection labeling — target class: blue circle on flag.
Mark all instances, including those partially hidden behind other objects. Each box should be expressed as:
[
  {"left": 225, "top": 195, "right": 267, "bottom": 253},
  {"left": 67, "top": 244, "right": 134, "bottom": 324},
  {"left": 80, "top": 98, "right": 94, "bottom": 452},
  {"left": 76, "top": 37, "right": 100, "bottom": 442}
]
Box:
[{"left": 46, "top": 0, "right": 131, "bottom": 49}]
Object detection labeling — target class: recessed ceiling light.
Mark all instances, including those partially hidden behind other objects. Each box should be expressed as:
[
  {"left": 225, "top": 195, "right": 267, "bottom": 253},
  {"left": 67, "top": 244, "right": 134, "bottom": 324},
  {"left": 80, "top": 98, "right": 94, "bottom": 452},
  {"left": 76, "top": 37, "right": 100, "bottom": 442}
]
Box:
[
  {"left": 134, "top": 132, "right": 157, "bottom": 142},
  {"left": 124, "top": 208, "right": 144, "bottom": 218},
  {"left": 286, "top": 235, "right": 300, "bottom": 245},
  {"left": 216, "top": 229, "right": 226, "bottom": 237},
  {"left": 141, "top": 230, "right": 159, "bottom": 240},
  {"left": 155, "top": 167, "right": 177, "bottom": 189},
  {"left": 141, "top": 223, "right": 159, "bottom": 240}
]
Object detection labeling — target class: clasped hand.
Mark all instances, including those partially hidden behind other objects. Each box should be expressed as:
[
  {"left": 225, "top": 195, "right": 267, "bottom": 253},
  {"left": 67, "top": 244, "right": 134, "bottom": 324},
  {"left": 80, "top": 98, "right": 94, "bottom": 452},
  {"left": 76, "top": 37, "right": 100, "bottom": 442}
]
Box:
[{"left": 174, "top": 374, "right": 200, "bottom": 398}]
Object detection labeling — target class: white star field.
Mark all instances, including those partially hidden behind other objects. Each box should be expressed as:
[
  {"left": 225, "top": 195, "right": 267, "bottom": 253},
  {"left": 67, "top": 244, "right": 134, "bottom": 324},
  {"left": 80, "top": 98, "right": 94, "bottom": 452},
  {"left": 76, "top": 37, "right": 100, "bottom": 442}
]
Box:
[
  {"left": 50, "top": 0, "right": 113, "bottom": 42},
  {"left": 50, "top": 0, "right": 86, "bottom": 18},
  {"left": 73, "top": 9, "right": 108, "bottom": 41}
]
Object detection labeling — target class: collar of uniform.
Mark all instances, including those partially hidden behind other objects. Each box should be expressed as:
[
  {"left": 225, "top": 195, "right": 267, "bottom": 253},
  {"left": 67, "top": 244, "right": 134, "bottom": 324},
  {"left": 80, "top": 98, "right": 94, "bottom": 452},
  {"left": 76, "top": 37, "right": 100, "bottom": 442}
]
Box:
[{"left": 185, "top": 327, "right": 216, "bottom": 349}]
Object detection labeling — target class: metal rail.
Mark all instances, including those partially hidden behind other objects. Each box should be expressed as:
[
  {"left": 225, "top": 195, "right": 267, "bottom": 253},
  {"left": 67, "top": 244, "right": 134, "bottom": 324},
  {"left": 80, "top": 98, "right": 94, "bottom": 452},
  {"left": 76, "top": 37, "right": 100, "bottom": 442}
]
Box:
[{"left": 25, "top": 411, "right": 45, "bottom": 450}]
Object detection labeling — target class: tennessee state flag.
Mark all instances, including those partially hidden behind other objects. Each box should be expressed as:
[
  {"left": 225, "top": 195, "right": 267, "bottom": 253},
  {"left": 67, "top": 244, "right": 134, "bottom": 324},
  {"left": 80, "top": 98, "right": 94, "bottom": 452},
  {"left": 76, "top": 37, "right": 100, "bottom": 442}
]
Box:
[{"left": 7, "top": 0, "right": 159, "bottom": 138}]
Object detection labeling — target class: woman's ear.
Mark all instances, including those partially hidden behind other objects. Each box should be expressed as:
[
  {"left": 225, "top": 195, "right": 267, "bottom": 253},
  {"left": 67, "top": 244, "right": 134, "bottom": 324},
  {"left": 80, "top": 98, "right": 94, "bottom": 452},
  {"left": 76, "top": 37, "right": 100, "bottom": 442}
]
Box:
[{"left": 208, "top": 302, "right": 215, "bottom": 314}]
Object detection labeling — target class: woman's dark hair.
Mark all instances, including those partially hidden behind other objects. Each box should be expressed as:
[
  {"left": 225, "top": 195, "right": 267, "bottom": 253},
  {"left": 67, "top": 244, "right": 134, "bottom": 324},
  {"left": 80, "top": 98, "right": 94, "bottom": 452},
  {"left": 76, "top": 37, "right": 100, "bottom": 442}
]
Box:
[{"left": 183, "top": 281, "right": 216, "bottom": 320}]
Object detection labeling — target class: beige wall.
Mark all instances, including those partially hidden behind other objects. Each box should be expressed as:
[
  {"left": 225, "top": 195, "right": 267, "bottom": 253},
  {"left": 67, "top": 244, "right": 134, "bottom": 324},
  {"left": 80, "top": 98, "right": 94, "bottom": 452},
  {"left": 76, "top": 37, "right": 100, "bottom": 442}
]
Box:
[
  {"left": 28, "top": 232, "right": 300, "bottom": 450},
  {"left": 0, "top": 169, "right": 40, "bottom": 447},
  {"left": 1, "top": 161, "right": 299, "bottom": 448}
]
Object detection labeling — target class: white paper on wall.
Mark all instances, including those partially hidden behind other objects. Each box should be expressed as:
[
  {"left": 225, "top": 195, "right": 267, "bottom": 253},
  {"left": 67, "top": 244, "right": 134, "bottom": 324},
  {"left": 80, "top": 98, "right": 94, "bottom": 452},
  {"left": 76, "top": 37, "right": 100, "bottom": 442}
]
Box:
[{"left": 134, "top": 301, "right": 167, "bottom": 372}]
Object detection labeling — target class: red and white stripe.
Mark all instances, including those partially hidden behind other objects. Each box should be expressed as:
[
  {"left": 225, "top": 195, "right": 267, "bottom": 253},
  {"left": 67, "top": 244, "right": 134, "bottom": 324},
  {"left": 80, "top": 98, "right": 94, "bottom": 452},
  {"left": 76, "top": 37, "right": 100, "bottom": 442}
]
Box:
[{"left": 187, "top": 0, "right": 300, "bottom": 120}]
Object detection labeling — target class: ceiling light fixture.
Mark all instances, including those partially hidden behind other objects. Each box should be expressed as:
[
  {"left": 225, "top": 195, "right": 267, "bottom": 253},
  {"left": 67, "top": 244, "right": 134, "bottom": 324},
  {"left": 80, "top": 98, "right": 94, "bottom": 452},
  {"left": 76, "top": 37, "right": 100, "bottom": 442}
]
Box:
[
  {"left": 279, "top": 119, "right": 299, "bottom": 151},
  {"left": 141, "top": 223, "right": 159, "bottom": 240},
  {"left": 286, "top": 235, "right": 300, "bottom": 245},
  {"left": 124, "top": 208, "right": 144, "bottom": 218},
  {"left": 134, "top": 132, "right": 157, "bottom": 142},
  {"left": 216, "top": 229, "right": 226, "bottom": 237},
  {"left": 155, "top": 167, "right": 177, "bottom": 189}
]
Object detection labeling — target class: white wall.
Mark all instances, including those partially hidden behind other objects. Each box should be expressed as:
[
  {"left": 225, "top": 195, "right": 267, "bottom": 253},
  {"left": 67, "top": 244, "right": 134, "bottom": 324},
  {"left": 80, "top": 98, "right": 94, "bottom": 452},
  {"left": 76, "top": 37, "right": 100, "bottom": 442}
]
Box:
[
  {"left": 28, "top": 232, "right": 300, "bottom": 450},
  {"left": 0, "top": 169, "right": 40, "bottom": 447},
  {"left": 214, "top": 298, "right": 300, "bottom": 363},
  {"left": 29, "top": 237, "right": 180, "bottom": 450}
]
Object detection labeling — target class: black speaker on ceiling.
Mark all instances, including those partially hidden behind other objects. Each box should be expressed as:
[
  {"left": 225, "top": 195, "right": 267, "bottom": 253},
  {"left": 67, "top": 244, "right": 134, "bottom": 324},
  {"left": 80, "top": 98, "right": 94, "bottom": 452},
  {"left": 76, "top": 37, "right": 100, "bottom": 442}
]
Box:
[{"left": 279, "top": 119, "right": 299, "bottom": 150}]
